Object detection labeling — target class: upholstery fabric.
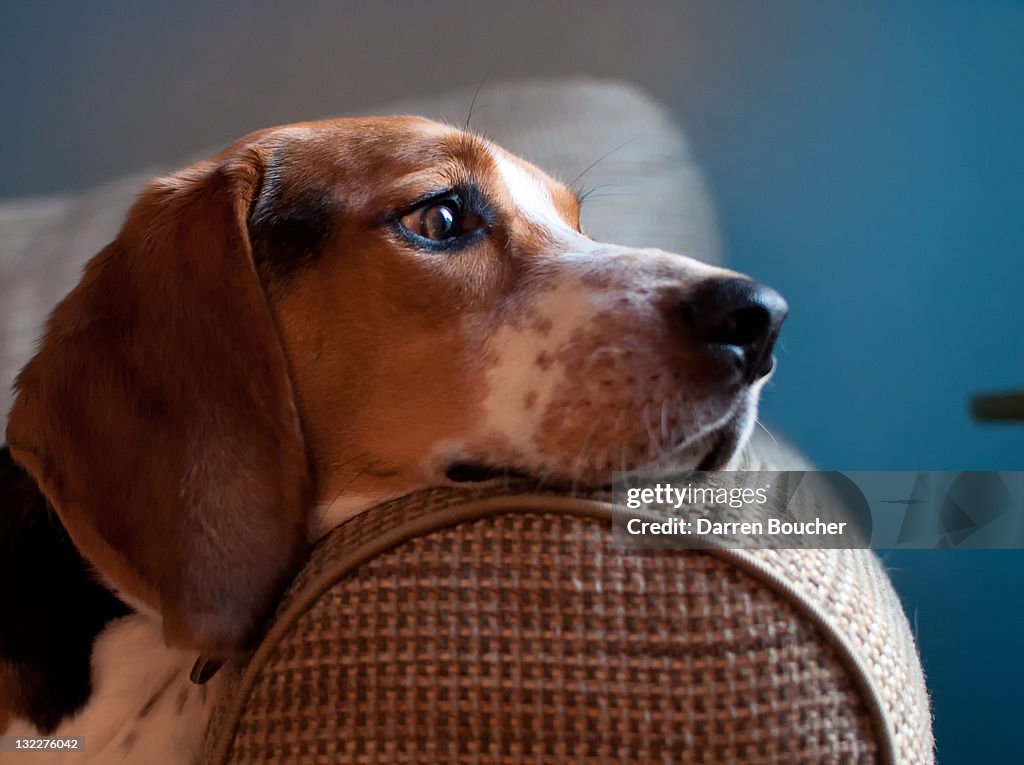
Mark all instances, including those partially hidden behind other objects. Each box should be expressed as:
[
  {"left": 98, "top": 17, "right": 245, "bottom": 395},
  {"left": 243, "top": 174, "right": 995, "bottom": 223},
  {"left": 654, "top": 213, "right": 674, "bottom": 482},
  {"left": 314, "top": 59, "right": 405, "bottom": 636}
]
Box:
[{"left": 203, "top": 436, "right": 933, "bottom": 764}]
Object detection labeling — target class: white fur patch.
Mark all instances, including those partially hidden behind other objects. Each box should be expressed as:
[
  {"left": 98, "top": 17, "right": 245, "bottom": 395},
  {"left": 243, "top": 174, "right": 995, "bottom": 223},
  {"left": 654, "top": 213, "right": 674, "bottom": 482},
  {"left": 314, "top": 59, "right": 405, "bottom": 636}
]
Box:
[
  {"left": 1, "top": 616, "right": 216, "bottom": 765},
  {"left": 489, "top": 148, "right": 576, "bottom": 235},
  {"left": 478, "top": 280, "right": 596, "bottom": 461}
]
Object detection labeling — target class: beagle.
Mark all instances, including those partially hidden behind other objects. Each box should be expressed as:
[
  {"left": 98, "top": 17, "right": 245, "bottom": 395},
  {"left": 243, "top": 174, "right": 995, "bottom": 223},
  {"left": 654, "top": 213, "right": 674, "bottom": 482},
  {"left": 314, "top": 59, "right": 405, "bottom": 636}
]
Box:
[{"left": 0, "top": 116, "right": 785, "bottom": 762}]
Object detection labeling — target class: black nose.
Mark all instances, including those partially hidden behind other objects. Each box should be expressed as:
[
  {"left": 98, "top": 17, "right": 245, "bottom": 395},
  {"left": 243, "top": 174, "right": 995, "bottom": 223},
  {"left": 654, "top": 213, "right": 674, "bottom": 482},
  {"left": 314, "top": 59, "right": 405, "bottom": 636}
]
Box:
[{"left": 679, "top": 278, "right": 788, "bottom": 383}]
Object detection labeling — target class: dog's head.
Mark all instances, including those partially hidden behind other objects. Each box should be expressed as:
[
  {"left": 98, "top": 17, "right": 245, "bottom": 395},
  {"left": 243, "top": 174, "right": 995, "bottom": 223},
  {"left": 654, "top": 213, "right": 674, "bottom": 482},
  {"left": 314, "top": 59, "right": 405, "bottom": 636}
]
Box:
[{"left": 6, "top": 117, "right": 785, "bottom": 656}]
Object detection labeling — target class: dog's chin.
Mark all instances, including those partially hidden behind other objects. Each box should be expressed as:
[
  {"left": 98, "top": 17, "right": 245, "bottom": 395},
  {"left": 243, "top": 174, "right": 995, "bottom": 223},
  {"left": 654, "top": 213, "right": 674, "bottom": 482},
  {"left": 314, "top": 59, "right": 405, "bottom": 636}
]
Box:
[
  {"left": 443, "top": 414, "right": 751, "bottom": 491},
  {"left": 690, "top": 419, "right": 750, "bottom": 471},
  {"left": 640, "top": 415, "right": 748, "bottom": 474}
]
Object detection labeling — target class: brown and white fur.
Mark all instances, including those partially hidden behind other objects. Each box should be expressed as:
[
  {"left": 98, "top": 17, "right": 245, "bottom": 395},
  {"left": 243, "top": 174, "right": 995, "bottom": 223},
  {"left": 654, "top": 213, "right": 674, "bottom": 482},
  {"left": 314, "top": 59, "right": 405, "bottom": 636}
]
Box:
[{"left": 0, "top": 117, "right": 785, "bottom": 763}]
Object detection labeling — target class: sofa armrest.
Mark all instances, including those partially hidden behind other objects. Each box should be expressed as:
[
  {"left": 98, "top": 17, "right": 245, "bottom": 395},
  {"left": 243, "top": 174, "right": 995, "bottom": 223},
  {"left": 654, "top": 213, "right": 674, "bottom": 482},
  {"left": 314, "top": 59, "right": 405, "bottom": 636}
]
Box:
[{"left": 203, "top": 460, "right": 933, "bottom": 764}]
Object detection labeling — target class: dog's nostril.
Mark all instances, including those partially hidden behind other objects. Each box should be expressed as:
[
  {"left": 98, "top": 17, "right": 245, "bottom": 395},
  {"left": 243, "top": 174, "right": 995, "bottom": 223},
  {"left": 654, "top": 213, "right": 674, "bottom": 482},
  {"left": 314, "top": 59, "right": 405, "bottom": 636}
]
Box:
[
  {"left": 680, "top": 278, "right": 788, "bottom": 383},
  {"left": 702, "top": 305, "right": 771, "bottom": 348}
]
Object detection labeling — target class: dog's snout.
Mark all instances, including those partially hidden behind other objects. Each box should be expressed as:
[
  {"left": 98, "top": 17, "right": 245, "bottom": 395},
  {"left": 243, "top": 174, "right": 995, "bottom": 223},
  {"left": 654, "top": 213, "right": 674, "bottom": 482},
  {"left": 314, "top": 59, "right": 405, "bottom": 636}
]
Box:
[{"left": 678, "top": 278, "right": 788, "bottom": 384}]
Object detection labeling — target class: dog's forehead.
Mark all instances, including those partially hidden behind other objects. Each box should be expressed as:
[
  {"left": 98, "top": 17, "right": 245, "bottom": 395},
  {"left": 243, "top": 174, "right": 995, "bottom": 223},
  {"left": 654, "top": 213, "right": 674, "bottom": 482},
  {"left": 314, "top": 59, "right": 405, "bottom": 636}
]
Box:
[
  {"left": 485, "top": 143, "right": 580, "bottom": 232},
  {"left": 259, "top": 117, "right": 578, "bottom": 224},
  {"left": 247, "top": 117, "right": 461, "bottom": 177}
]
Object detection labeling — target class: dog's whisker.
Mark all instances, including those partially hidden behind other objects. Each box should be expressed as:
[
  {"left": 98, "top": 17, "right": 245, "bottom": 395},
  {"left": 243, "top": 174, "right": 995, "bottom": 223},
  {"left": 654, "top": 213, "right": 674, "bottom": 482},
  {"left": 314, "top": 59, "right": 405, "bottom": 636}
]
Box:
[
  {"left": 337, "top": 464, "right": 373, "bottom": 495},
  {"left": 642, "top": 402, "right": 660, "bottom": 458},
  {"left": 565, "top": 412, "right": 606, "bottom": 492},
  {"left": 532, "top": 467, "right": 555, "bottom": 493},
  {"left": 755, "top": 418, "right": 780, "bottom": 448},
  {"left": 328, "top": 452, "right": 372, "bottom": 471},
  {"left": 670, "top": 416, "right": 726, "bottom": 457},
  {"left": 619, "top": 443, "right": 630, "bottom": 481},
  {"left": 316, "top": 456, "right": 377, "bottom": 527},
  {"left": 567, "top": 133, "right": 645, "bottom": 190},
  {"left": 659, "top": 400, "right": 671, "bottom": 455},
  {"left": 576, "top": 191, "right": 640, "bottom": 204},
  {"left": 585, "top": 345, "right": 629, "bottom": 362},
  {"left": 574, "top": 183, "right": 618, "bottom": 207},
  {"left": 464, "top": 58, "right": 502, "bottom": 130}
]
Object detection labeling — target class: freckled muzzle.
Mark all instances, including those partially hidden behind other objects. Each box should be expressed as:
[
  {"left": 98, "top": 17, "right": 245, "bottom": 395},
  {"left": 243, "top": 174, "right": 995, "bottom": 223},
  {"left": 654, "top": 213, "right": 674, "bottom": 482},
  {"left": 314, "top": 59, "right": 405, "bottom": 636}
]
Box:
[{"left": 445, "top": 244, "right": 793, "bottom": 484}]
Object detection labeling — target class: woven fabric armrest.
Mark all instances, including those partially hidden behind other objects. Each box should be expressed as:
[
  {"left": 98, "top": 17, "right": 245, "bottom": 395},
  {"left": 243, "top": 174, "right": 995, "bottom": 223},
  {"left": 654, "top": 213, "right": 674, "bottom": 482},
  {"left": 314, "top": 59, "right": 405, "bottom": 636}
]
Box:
[{"left": 203, "top": 471, "right": 932, "bottom": 764}]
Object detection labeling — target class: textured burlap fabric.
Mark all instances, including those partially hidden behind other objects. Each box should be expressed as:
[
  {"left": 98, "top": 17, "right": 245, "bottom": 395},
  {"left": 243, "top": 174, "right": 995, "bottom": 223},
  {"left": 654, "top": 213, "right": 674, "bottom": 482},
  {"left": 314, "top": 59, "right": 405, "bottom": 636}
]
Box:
[{"left": 203, "top": 436, "right": 933, "bottom": 764}]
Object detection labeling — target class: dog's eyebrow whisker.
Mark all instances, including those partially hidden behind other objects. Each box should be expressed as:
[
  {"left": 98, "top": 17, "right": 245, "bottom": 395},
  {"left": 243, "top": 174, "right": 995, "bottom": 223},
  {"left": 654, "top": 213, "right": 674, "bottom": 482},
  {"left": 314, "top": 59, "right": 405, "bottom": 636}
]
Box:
[
  {"left": 464, "top": 58, "right": 502, "bottom": 130},
  {"left": 566, "top": 133, "right": 645, "bottom": 190},
  {"left": 573, "top": 183, "right": 618, "bottom": 207},
  {"left": 577, "top": 190, "right": 640, "bottom": 205}
]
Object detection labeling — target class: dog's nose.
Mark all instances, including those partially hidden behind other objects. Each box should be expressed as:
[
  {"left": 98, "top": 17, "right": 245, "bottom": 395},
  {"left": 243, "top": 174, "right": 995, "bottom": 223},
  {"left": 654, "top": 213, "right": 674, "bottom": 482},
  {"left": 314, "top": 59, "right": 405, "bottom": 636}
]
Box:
[{"left": 679, "top": 278, "right": 788, "bottom": 384}]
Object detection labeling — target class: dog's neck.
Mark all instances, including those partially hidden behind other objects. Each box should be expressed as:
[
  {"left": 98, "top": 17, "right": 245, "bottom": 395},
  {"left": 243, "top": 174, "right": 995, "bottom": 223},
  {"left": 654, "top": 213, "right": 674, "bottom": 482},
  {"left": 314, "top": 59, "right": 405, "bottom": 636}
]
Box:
[{"left": 0, "top": 445, "right": 131, "bottom": 734}]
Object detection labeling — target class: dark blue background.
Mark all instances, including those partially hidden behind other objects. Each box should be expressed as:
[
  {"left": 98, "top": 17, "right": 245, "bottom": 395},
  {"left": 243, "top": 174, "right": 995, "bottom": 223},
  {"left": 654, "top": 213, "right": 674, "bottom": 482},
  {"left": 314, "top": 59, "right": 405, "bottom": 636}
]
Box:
[{"left": 688, "top": 7, "right": 1024, "bottom": 761}]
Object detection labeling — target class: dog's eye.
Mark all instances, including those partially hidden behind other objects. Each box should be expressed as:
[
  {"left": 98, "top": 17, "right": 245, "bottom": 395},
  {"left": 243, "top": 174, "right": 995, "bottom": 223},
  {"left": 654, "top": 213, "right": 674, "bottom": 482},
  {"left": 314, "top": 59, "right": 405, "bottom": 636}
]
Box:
[
  {"left": 400, "top": 199, "right": 481, "bottom": 242},
  {"left": 421, "top": 203, "right": 457, "bottom": 240}
]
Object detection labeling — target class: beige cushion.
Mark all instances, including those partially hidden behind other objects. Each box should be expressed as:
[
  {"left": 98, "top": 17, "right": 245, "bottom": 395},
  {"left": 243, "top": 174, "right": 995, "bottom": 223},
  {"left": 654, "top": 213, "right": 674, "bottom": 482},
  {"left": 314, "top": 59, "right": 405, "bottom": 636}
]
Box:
[{"left": 0, "top": 77, "right": 719, "bottom": 425}]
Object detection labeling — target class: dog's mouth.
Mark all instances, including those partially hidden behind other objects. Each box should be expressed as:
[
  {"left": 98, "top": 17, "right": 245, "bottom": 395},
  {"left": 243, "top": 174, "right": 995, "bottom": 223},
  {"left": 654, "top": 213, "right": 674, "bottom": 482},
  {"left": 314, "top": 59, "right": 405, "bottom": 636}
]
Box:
[
  {"left": 444, "top": 462, "right": 534, "bottom": 484},
  {"left": 444, "top": 418, "right": 743, "bottom": 488},
  {"left": 443, "top": 460, "right": 614, "bottom": 491}
]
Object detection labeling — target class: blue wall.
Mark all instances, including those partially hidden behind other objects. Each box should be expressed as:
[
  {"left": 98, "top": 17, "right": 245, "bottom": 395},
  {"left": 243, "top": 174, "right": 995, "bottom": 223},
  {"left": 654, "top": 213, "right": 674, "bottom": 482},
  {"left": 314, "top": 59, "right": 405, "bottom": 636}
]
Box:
[{"left": 675, "top": 5, "right": 1024, "bottom": 762}]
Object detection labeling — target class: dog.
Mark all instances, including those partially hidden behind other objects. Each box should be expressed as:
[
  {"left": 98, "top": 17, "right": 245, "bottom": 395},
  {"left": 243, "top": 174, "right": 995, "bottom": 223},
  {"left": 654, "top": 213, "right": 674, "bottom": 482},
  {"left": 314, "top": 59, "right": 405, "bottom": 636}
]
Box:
[{"left": 0, "top": 116, "right": 786, "bottom": 762}]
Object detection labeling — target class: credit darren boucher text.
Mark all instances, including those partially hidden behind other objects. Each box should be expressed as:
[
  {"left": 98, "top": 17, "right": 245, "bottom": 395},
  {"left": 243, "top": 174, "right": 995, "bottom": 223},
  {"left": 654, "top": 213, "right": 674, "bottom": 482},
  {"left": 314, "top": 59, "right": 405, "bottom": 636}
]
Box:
[{"left": 622, "top": 483, "right": 848, "bottom": 537}]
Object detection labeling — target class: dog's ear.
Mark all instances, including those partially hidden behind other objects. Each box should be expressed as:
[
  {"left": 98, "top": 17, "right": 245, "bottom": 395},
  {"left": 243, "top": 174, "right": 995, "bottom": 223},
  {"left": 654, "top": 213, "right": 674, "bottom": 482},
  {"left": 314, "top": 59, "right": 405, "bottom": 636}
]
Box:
[{"left": 6, "top": 147, "right": 312, "bottom": 657}]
